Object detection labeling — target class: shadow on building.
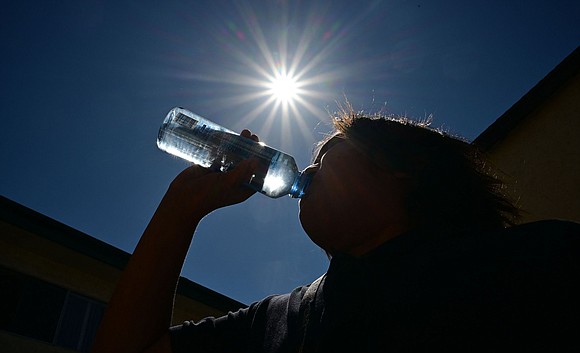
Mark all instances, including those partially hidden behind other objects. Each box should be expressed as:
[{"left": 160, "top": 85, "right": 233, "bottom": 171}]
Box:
[{"left": 0, "top": 196, "right": 245, "bottom": 353}]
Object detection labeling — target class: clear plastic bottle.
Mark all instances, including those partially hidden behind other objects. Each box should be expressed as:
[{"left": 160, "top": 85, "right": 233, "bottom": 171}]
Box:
[{"left": 157, "top": 107, "right": 311, "bottom": 198}]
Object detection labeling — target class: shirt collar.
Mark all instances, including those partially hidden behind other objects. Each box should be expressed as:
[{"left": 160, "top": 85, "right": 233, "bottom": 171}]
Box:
[{"left": 322, "top": 227, "right": 452, "bottom": 304}]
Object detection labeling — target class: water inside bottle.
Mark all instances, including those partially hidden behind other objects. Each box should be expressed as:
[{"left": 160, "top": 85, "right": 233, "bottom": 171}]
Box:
[{"left": 158, "top": 107, "right": 310, "bottom": 198}]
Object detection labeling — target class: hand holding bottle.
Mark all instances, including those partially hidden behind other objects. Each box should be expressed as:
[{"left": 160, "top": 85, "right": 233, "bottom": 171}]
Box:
[{"left": 160, "top": 130, "right": 261, "bottom": 226}]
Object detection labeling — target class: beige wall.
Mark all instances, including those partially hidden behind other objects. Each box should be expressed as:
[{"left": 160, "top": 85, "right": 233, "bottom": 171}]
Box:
[
  {"left": 0, "top": 222, "right": 120, "bottom": 303},
  {"left": 0, "top": 221, "right": 226, "bottom": 322},
  {"left": 486, "top": 71, "right": 580, "bottom": 223},
  {"left": 0, "top": 219, "right": 238, "bottom": 352}
]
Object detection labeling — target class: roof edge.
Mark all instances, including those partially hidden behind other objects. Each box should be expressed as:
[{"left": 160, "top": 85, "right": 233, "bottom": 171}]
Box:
[
  {"left": 0, "top": 195, "right": 246, "bottom": 311},
  {"left": 473, "top": 46, "right": 580, "bottom": 150}
]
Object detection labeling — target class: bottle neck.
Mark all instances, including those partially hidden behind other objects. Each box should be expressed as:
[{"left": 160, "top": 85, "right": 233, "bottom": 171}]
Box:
[{"left": 289, "top": 172, "right": 312, "bottom": 198}]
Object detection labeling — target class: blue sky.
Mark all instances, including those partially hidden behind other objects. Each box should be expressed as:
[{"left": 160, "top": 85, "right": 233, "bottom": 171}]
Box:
[{"left": 1, "top": 0, "right": 579, "bottom": 304}]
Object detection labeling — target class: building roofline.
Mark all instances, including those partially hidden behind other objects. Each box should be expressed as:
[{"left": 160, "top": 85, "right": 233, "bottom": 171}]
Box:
[
  {"left": 0, "top": 195, "right": 246, "bottom": 311},
  {"left": 473, "top": 46, "right": 580, "bottom": 151}
]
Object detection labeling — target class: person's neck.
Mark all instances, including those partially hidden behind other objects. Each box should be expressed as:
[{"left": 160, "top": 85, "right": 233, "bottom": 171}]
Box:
[{"left": 345, "top": 224, "right": 412, "bottom": 257}]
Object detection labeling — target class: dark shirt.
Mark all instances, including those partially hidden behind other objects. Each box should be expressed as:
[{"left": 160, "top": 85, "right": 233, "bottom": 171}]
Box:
[{"left": 170, "top": 220, "right": 580, "bottom": 352}]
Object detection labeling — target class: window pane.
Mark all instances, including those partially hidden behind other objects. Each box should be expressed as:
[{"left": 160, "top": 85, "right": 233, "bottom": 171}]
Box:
[
  {"left": 0, "top": 268, "right": 67, "bottom": 342},
  {"left": 79, "top": 302, "right": 105, "bottom": 352},
  {"left": 54, "top": 293, "right": 88, "bottom": 350}
]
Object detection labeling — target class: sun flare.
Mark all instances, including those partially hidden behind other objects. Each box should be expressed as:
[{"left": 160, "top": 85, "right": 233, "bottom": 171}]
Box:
[
  {"left": 168, "top": 2, "right": 358, "bottom": 149},
  {"left": 268, "top": 73, "right": 300, "bottom": 104}
]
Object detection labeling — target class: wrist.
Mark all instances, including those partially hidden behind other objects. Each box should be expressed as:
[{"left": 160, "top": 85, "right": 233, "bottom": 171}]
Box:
[{"left": 157, "top": 183, "right": 208, "bottom": 230}]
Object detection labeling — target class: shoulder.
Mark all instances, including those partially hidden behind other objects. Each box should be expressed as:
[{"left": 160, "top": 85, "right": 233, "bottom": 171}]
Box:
[
  {"left": 474, "top": 220, "right": 580, "bottom": 292},
  {"left": 414, "top": 220, "right": 580, "bottom": 286},
  {"left": 502, "top": 219, "right": 580, "bottom": 236},
  {"left": 218, "top": 281, "right": 318, "bottom": 326},
  {"left": 478, "top": 219, "right": 580, "bottom": 259},
  {"left": 414, "top": 220, "right": 580, "bottom": 262},
  {"left": 495, "top": 219, "right": 580, "bottom": 253},
  {"left": 170, "top": 286, "right": 311, "bottom": 353},
  {"left": 451, "top": 219, "right": 580, "bottom": 251}
]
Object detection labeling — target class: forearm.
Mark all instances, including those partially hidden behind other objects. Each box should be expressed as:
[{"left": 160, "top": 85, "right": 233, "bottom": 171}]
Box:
[
  {"left": 92, "top": 189, "right": 204, "bottom": 353},
  {"left": 92, "top": 159, "right": 257, "bottom": 353}
]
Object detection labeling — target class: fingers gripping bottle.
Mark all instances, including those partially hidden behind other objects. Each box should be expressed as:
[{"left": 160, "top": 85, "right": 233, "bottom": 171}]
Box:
[{"left": 157, "top": 107, "right": 311, "bottom": 198}]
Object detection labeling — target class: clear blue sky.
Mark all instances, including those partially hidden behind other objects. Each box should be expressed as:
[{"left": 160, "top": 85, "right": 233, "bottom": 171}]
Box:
[{"left": 1, "top": 0, "right": 579, "bottom": 304}]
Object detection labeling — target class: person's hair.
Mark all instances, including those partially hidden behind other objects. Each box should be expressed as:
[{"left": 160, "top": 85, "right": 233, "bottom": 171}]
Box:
[{"left": 318, "top": 107, "right": 520, "bottom": 233}]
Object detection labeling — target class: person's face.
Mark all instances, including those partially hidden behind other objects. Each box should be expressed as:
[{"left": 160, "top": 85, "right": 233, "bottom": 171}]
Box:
[{"left": 299, "top": 137, "right": 411, "bottom": 256}]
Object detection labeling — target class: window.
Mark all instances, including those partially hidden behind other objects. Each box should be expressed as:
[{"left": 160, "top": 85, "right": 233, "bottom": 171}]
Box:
[
  {"left": 0, "top": 266, "right": 105, "bottom": 352},
  {"left": 54, "top": 292, "right": 105, "bottom": 352}
]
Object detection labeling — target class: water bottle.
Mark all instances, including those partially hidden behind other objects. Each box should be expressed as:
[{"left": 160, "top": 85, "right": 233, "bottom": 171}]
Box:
[{"left": 157, "top": 107, "right": 311, "bottom": 198}]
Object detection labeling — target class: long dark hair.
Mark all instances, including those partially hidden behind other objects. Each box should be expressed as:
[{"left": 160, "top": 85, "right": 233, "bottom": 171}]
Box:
[{"left": 326, "top": 108, "right": 520, "bottom": 233}]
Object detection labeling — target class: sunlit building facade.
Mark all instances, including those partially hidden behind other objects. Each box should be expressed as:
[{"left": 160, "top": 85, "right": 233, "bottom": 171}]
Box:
[{"left": 474, "top": 47, "right": 580, "bottom": 224}]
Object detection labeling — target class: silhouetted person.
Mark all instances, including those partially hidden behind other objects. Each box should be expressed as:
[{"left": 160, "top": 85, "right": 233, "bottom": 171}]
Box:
[{"left": 92, "top": 109, "right": 580, "bottom": 353}]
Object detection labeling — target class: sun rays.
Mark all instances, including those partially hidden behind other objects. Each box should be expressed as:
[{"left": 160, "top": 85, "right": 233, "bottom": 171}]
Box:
[{"left": 158, "top": 2, "right": 366, "bottom": 151}]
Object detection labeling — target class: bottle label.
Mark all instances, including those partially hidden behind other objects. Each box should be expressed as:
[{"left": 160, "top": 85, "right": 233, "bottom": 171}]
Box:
[{"left": 175, "top": 113, "right": 198, "bottom": 129}]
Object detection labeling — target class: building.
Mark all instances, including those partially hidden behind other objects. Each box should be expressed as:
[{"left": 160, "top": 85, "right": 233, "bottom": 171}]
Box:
[
  {"left": 474, "top": 46, "right": 580, "bottom": 223},
  {"left": 0, "top": 196, "right": 245, "bottom": 353}
]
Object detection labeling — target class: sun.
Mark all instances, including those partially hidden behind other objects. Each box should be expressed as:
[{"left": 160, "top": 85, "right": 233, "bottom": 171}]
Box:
[
  {"left": 267, "top": 72, "right": 300, "bottom": 104},
  {"left": 167, "top": 1, "right": 357, "bottom": 149}
]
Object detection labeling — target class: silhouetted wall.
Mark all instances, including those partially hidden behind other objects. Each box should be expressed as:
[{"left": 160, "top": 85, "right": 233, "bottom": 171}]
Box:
[
  {"left": 0, "top": 196, "right": 245, "bottom": 353},
  {"left": 475, "top": 47, "right": 580, "bottom": 223}
]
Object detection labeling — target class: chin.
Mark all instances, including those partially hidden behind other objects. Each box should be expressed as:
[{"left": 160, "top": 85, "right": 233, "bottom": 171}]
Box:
[
  {"left": 298, "top": 215, "right": 330, "bottom": 251},
  {"left": 298, "top": 210, "right": 317, "bottom": 240}
]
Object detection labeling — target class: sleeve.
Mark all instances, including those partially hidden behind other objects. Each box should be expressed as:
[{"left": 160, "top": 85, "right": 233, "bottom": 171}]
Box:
[
  {"left": 169, "top": 287, "right": 307, "bottom": 353},
  {"left": 169, "top": 300, "right": 262, "bottom": 353}
]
